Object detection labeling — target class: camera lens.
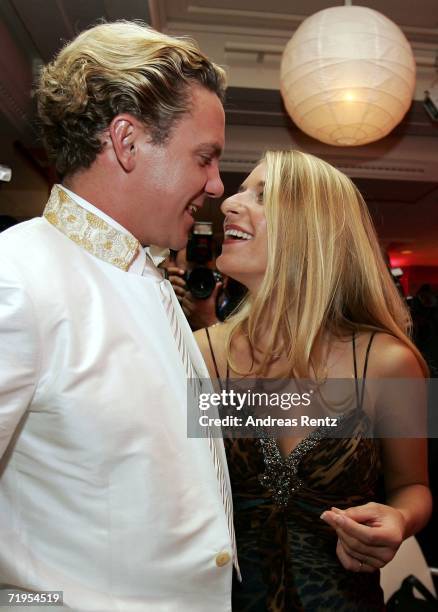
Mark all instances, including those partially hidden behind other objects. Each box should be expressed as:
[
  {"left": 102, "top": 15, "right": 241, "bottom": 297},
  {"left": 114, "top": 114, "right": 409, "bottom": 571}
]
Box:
[{"left": 186, "top": 267, "right": 217, "bottom": 299}]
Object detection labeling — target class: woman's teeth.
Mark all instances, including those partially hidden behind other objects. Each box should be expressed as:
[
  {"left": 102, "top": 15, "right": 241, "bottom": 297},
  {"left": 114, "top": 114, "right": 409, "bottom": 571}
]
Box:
[{"left": 224, "top": 228, "right": 253, "bottom": 240}]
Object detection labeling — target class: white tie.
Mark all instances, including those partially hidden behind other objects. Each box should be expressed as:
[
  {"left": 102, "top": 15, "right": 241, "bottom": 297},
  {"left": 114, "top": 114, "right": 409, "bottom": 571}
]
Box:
[{"left": 159, "top": 279, "right": 239, "bottom": 574}]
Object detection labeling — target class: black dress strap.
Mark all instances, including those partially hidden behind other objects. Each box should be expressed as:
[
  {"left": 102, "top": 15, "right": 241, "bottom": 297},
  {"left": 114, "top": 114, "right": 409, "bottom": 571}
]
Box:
[
  {"left": 205, "top": 328, "right": 220, "bottom": 378},
  {"left": 204, "top": 328, "right": 229, "bottom": 392},
  {"left": 362, "top": 333, "right": 376, "bottom": 380},
  {"left": 353, "top": 331, "right": 376, "bottom": 410}
]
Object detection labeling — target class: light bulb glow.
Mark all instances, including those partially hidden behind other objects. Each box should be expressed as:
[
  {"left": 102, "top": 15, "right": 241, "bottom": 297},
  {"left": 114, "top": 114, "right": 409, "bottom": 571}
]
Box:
[{"left": 280, "top": 6, "right": 416, "bottom": 146}]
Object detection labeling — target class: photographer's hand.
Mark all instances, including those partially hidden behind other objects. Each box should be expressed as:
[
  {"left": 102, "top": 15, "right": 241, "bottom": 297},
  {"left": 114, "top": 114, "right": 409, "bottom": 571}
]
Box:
[
  {"left": 182, "top": 282, "right": 222, "bottom": 330},
  {"left": 166, "top": 266, "right": 187, "bottom": 303}
]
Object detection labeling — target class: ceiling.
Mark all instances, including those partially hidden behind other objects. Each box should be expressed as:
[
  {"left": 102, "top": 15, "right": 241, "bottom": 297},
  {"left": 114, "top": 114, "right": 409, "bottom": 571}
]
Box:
[
  {"left": 0, "top": 0, "right": 437, "bottom": 268},
  {"left": 161, "top": 0, "right": 438, "bottom": 30}
]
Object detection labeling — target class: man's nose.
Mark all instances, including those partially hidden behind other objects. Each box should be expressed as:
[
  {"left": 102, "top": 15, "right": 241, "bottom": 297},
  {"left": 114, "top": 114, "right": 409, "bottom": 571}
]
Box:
[{"left": 205, "top": 164, "right": 224, "bottom": 198}]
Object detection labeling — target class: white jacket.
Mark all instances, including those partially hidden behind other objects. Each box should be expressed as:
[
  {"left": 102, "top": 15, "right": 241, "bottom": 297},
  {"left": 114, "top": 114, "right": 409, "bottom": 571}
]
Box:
[{"left": 0, "top": 186, "right": 233, "bottom": 611}]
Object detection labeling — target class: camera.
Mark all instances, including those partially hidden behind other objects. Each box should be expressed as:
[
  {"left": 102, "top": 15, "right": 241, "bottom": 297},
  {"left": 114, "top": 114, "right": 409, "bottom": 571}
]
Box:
[
  {"left": 185, "top": 267, "right": 222, "bottom": 300},
  {"left": 185, "top": 221, "right": 222, "bottom": 299},
  {"left": 216, "top": 277, "right": 247, "bottom": 321}
]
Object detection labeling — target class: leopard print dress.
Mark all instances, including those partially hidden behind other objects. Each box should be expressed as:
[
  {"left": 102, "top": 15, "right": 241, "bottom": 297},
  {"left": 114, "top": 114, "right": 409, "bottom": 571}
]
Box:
[{"left": 206, "top": 330, "right": 385, "bottom": 611}]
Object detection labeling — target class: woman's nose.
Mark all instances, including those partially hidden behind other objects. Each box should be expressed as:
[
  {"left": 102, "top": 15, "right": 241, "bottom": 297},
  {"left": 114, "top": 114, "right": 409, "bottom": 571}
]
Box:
[{"left": 221, "top": 195, "right": 242, "bottom": 216}]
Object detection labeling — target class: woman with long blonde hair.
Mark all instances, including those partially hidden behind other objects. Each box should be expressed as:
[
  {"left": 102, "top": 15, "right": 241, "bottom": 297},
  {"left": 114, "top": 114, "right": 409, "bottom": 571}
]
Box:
[{"left": 195, "top": 150, "right": 431, "bottom": 611}]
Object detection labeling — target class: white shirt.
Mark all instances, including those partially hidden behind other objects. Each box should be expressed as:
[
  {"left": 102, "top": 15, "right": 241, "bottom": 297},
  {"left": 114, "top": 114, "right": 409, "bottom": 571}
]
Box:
[{"left": 0, "top": 185, "right": 233, "bottom": 611}]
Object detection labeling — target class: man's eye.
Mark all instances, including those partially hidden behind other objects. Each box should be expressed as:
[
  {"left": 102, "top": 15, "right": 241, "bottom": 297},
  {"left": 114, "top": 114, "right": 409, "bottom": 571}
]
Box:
[{"left": 200, "top": 156, "right": 212, "bottom": 167}]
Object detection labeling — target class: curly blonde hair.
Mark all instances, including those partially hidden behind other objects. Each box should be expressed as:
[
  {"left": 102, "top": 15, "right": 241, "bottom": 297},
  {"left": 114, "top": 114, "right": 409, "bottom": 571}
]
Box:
[{"left": 36, "top": 20, "right": 226, "bottom": 177}]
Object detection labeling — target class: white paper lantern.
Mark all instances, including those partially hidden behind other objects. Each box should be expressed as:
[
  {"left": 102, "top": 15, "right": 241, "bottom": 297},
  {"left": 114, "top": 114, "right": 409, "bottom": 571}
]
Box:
[{"left": 280, "top": 6, "right": 416, "bottom": 146}]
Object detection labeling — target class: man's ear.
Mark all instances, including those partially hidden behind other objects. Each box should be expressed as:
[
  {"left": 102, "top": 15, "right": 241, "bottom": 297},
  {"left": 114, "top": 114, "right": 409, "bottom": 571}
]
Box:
[{"left": 108, "top": 114, "right": 144, "bottom": 172}]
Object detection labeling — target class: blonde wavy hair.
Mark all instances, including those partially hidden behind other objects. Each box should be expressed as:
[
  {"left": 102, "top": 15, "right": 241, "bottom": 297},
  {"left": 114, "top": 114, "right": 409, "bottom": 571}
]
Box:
[
  {"left": 36, "top": 20, "right": 226, "bottom": 177},
  {"left": 227, "top": 150, "right": 427, "bottom": 378}
]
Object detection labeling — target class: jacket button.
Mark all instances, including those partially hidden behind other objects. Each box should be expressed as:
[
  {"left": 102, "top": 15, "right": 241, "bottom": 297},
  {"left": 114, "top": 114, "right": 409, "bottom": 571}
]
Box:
[{"left": 215, "top": 551, "right": 231, "bottom": 567}]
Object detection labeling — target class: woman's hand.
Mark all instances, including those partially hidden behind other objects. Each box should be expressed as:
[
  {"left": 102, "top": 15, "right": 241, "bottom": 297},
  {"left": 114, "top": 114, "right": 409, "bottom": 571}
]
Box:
[{"left": 320, "top": 502, "right": 406, "bottom": 573}]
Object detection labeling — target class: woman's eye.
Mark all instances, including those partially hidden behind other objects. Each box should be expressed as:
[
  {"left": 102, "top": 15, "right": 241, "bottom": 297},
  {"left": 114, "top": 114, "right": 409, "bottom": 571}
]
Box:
[{"left": 257, "top": 191, "right": 264, "bottom": 203}]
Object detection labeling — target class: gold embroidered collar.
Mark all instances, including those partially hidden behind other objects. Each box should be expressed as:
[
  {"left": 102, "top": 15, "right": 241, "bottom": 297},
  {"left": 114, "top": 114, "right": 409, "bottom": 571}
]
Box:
[{"left": 43, "top": 185, "right": 140, "bottom": 271}]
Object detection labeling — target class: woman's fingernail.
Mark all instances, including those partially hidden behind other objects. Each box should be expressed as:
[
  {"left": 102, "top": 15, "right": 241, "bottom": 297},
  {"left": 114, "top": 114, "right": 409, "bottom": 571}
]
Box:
[
  {"left": 320, "top": 512, "right": 327, "bottom": 520},
  {"left": 335, "top": 515, "right": 345, "bottom": 526}
]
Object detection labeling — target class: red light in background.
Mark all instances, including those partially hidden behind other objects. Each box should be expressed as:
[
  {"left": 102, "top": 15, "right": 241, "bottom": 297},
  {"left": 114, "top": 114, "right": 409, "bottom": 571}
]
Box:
[
  {"left": 389, "top": 255, "right": 403, "bottom": 268},
  {"left": 389, "top": 253, "right": 412, "bottom": 268}
]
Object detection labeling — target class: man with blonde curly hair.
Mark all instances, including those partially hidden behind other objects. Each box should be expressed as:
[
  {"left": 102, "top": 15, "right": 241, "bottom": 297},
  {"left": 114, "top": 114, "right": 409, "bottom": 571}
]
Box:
[{"left": 0, "top": 21, "right": 235, "bottom": 611}]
